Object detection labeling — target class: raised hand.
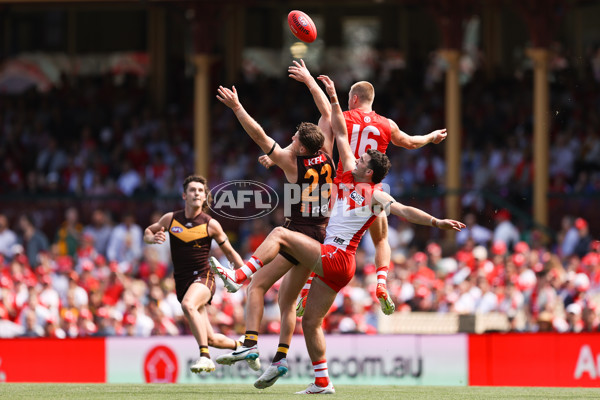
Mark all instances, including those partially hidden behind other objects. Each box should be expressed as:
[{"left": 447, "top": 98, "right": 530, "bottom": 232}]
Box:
[
  {"left": 288, "top": 59, "right": 313, "bottom": 84},
  {"left": 216, "top": 86, "right": 241, "bottom": 110},
  {"left": 316, "top": 75, "right": 336, "bottom": 98}
]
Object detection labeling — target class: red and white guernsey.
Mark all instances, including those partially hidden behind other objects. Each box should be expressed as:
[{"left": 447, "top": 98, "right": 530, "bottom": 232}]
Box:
[
  {"left": 324, "top": 171, "right": 381, "bottom": 254},
  {"left": 335, "top": 109, "right": 392, "bottom": 177}
]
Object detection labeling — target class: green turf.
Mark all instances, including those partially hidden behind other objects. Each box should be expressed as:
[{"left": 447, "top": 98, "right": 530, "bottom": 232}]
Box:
[{"left": 0, "top": 384, "right": 598, "bottom": 400}]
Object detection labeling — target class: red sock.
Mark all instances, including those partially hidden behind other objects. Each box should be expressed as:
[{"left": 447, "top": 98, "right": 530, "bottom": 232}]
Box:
[
  {"left": 313, "top": 359, "right": 330, "bottom": 387},
  {"left": 234, "top": 256, "right": 263, "bottom": 283}
]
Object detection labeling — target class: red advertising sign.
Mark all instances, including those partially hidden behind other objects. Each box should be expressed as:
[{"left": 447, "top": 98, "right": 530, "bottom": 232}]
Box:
[
  {"left": 143, "top": 345, "right": 179, "bottom": 383},
  {"left": 469, "top": 333, "right": 600, "bottom": 387},
  {"left": 0, "top": 338, "right": 105, "bottom": 382}
]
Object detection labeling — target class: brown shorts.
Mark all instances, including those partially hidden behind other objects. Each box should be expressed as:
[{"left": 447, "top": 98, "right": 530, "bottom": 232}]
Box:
[
  {"left": 175, "top": 270, "right": 216, "bottom": 304},
  {"left": 279, "top": 219, "right": 327, "bottom": 265}
]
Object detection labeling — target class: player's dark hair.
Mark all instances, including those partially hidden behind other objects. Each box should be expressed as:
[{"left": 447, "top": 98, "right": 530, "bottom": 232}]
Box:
[
  {"left": 297, "top": 122, "right": 324, "bottom": 155},
  {"left": 349, "top": 81, "right": 375, "bottom": 105},
  {"left": 366, "top": 149, "right": 391, "bottom": 184},
  {"left": 183, "top": 175, "right": 212, "bottom": 212}
]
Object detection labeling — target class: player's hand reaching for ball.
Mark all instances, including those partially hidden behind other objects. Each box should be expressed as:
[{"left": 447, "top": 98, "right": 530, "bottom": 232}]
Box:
[
  {"left": 431, "top": 129, "right": 448, "bottom": 144},
  {"left": 317, "top": 75, "right": 337, "bottom": 98},
  {"left": 288, "top": 59, "right": 313, "bottom": 85},
  {"left": 151, "top": 227, "right": 166, "bottom": 244},
  {"left": 216, "top": 86, "right": 241, "bottom": 111}
]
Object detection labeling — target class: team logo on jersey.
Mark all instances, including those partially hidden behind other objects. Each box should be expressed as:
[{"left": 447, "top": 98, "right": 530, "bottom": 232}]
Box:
[
  {"left": 350, "top": 191, "right": 365, "bottom": 205},
  {"left": 171, "top": 226, "right": 183, "bottom": 233},
  {"left": 364, "top": 116, "right": 372, "bottom": 123},
  {"left": 304, "top": 154, "right": 325, "bottom": 167}
]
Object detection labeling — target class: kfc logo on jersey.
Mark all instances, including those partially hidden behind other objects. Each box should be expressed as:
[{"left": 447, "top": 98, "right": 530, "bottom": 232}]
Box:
[
  {"left": 350, "top": 191, "right": 365, "bottom": 205},
  {"left": 170, "top": 227, "right": 183, "bottom": 233},
  {"left": 304, "top": 154, "right": 325, "bottom": 167},
  {"left": 364, "top": 116, "right": 372, "bottom": 123}
]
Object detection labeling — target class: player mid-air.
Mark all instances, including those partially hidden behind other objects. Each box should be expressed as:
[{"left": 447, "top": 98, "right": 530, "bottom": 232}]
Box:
[{"left": 211, "top": 74, "right": 465, "bottom": 394}]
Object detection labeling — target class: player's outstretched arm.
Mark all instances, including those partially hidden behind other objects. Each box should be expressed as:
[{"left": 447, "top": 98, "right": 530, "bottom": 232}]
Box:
[
  {"left": 217, "top": 85, "right": 297, "bottom": 179},
  {"left": 144, "top": 212, "right": 172, "bottom": 244},
  {"left": 390, "top": 119, "right": 447, "bottom": 150},
  {"left": 289, "top": 59, "right": 332, "bottom": 121},
  {"left": 373, "top": 190, "right": 466, "bottom": 231},
  {"left": 289, "top": 60, "right": 334, "bottom": 156},
  {"left": 217, "top": 85, "right": 274, "bottom": 153},
  {"left": 209, "top": 219, "right": 244, "bottom": 269},
  {"left": 318, "top": 75, "right": 355, "bottom": 173}
]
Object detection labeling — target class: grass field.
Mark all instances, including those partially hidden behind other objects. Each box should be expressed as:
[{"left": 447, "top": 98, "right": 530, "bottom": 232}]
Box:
[{"left": 1, "top": 384, "right": 598, "bottom": 400}]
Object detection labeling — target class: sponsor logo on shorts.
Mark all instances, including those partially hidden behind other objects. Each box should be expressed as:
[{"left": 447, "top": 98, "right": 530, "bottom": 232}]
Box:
[
  {"left": 334, "top": 237, "right": 345, "bottom": 245},
  {"left": 171, "top": 227, "right": 183, "bottom": 233}
]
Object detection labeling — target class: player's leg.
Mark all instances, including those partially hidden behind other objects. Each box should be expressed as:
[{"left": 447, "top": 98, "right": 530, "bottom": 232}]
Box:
[
  {"left": 181, "top": 283, "right": 216, "bottom": 373},
  {"left": 216, "top": 255, "right": 294, "bottom": 371},
  {"left": 369, "top": 215, "right": 395, "bottom": 315},
  {"left": 211, "top": 227, "right": 322, "bottom": 288},
  {"left": 255, "top": 264, "right": 311, "bottom": 389},
  {"left": 295, "top": 278, "right": 337, "bottom": 394}
]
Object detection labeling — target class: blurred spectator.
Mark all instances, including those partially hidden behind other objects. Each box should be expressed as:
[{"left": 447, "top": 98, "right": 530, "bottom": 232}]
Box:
[
  {"left": 456, "top": 213, "right": 493, "bottom": 247},
  {"left": 492, "top": 209, "right": 520, "bottom": 250},
  {"left": 573, "top": 218, "right": 592, "bottom": 258},
  {"left": 557, "top": 216, "right": 579, "bottom": 259},
  {"left": 106, "top": 212, "right": 143, "bottom": 266},
  {"left": 0, "top": 214, "right": 18, "bottom": 260},
  {"left": 83, "top": 209, "right": 113, "bottom": 257},
  {"left": 17, "top": 214, "right": 49, "bottom": 267},
  {"left": 55, "top": 207, "right": 83, "bottom": 258}
]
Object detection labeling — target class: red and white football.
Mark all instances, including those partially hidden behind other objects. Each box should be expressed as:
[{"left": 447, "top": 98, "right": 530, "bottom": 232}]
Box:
[{"left": 287, "top": 10, "right": 317, "bottom": 43}]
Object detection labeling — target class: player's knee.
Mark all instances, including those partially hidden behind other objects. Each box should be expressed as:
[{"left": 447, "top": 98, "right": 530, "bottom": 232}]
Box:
[
  {"left": 302, "top": 313, "right": 321, "bottom": 331},
  {"left": 270, "top": 226, "right": 287, "bottom": 241},
  {"left": 180, "top": 299, "right": 198, "bottom": 315},
  {"left": 247, "top": 279, "right": 267, "bottom": 296}
]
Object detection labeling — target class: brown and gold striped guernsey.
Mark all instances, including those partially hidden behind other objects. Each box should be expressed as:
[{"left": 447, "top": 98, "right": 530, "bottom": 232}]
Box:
[
  {"left": 168, "top": 210, "right": 213, "bottom": 280},
  {"left": 290, "top": 150, "right": 335, "bottom": 226}
]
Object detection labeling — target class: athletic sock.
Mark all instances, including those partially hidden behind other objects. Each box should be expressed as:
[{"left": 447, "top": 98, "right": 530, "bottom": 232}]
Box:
[
  {"left": 376, "top": 265, "right": 389, "bottom": 285},
  {"left": 313, "top": 359, "right": 330, "bottom": 387},
  {"left": 200, "top": 345, "right": 210, "bottom": 359},
  {"left": 243, "top": 331, "right": 258, "bottom": 347},
  {"left": 235, "top": 256, "right": 263, "bottom": 283},
  {"left": 300, "top": 273, "right": 315, "bottom": 297},
  {"left": 272, "top": 343, "right": 289, "bottom": 363}
]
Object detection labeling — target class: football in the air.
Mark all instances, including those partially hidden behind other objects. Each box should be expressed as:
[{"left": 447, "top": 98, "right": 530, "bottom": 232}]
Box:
[{"left": 287, "top": 10, "right": 317, "bottom": 43}]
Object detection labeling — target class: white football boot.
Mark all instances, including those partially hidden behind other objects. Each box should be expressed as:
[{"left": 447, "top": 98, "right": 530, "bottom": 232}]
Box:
[
  {"left": 215, "top": 344, "right": 261, "bottom": 371},
  {"left": 254, "top": 358, "right": 289, "bottom": 389},
  {"left": 209, "top": 256, "right": 242, "bottom": 293},
  {"left": 295, "top": 381, "right": 335, "bottom": 394},
  {"left": 190, "top": 356, "right": 215, "bottom": 373}
]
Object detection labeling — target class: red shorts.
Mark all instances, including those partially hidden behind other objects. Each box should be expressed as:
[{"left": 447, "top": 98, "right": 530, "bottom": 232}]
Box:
[{"left": 319, "top": 244, "right": 355, "bottom": 292}]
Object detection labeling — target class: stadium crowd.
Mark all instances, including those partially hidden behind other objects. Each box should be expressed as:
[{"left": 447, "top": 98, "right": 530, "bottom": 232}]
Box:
[{"left": 1, "top": 51, "right": 600, "bottom": 338}]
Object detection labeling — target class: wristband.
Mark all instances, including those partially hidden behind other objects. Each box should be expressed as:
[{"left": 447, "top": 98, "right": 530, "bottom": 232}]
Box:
[{"left": 331, "top": 102, "right": 339, "bottom": 106}]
